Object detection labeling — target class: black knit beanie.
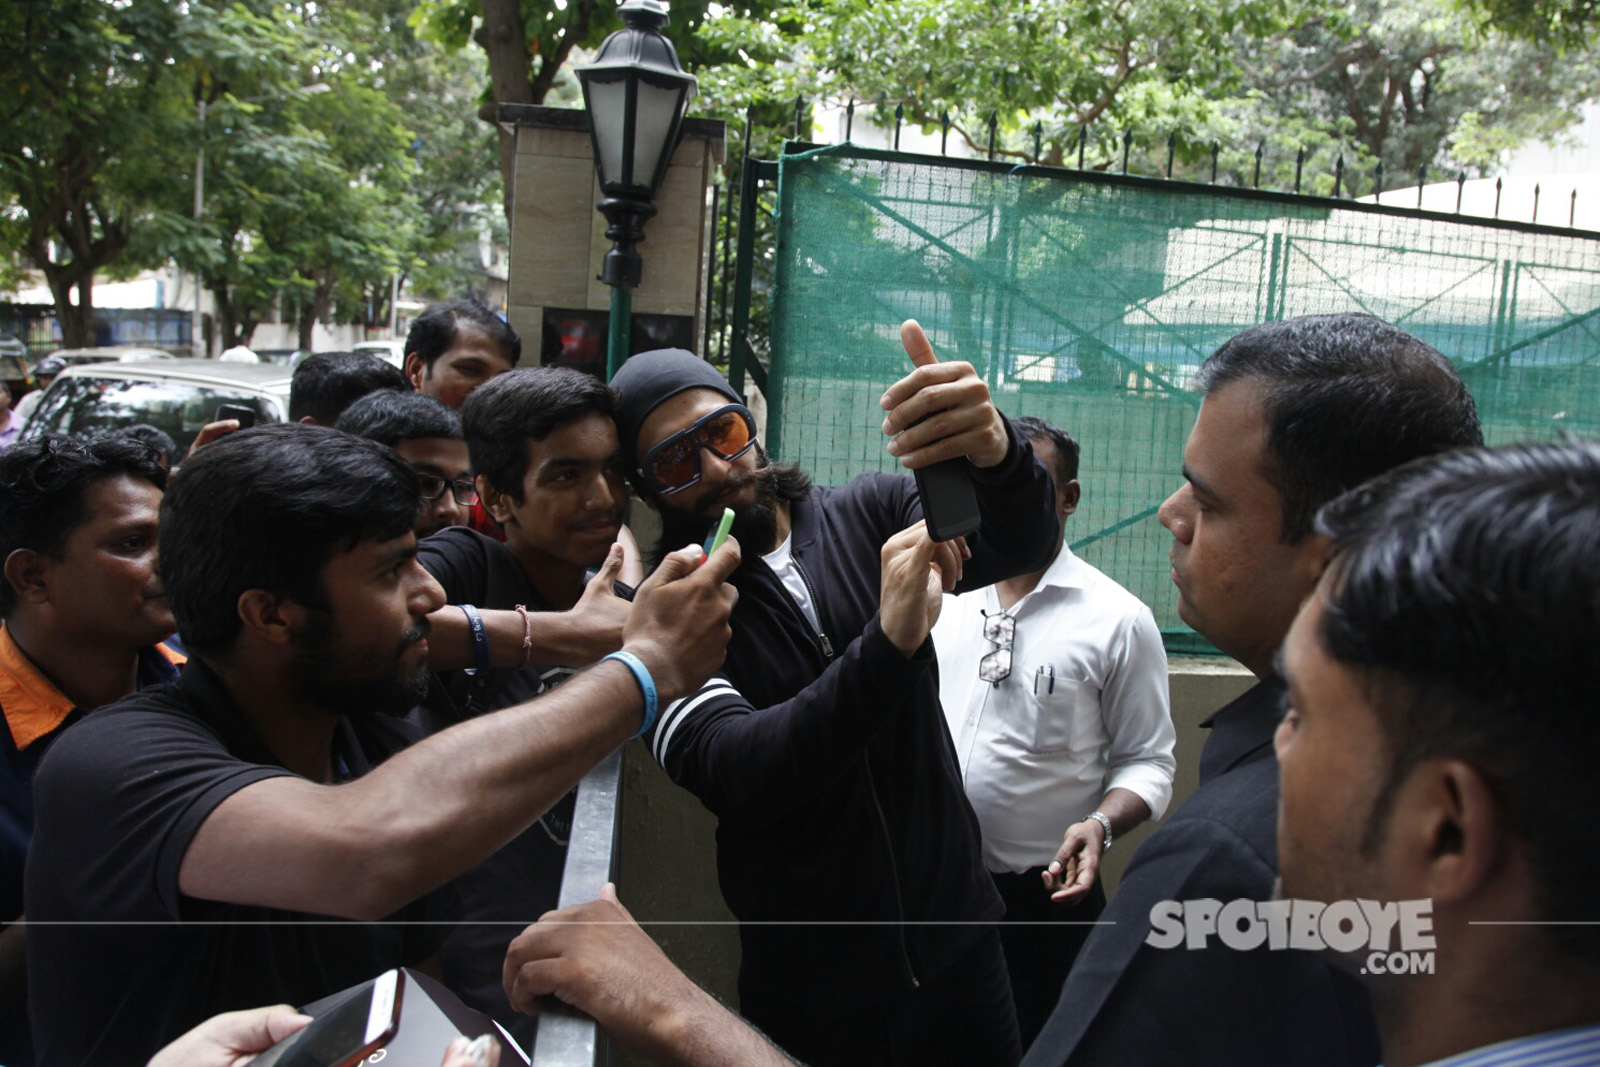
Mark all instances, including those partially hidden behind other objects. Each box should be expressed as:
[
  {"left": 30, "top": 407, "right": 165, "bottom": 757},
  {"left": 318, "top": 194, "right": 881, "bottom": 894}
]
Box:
[{"left": 610, "top": 348, "right": 744, "bottom": 467}]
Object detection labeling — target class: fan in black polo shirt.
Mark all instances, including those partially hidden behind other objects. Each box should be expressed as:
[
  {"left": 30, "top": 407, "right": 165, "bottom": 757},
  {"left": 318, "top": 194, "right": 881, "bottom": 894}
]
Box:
[
  {"left": 23, "top": 424, "right": 740, "bottom": 1066},
  {"left": 414, "top": 367, "right": 634, "bottom": 1039}
]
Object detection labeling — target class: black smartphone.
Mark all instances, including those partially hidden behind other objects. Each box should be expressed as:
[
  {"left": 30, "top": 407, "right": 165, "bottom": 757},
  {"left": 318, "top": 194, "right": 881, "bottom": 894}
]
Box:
[
  {"left": 251, "top": 969, "right": 403, "bottom": 1067},
  {"left": 914, "top": 458, "right": 981, "bottom": 542},
  {"left": 214, "top": 402, "right": 258, "bottom": 428}
]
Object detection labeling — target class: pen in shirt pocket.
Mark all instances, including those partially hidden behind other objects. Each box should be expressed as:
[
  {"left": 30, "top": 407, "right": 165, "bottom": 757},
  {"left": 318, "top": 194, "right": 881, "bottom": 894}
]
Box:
[{"left": 1033, "top": 664, "right": 1055, "bottom": 694}]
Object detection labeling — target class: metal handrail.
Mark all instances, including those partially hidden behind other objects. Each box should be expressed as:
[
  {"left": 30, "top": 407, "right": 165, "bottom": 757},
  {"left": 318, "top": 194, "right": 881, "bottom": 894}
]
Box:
[{"left": 527, "top": 748, "right": 624, "bottom": 1067}]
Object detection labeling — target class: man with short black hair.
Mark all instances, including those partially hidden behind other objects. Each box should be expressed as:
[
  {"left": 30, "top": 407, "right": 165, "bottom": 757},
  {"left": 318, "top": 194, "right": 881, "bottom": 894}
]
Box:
[
  {"left": 403, "top": 300, "right": 520, "bottom": 411},
  {"left": 1279, "top": 440, "right": 1600, "bottom": 1067},
  {"left": 288, "top": 351, "right": 410, "bottom": 426},
  {"left": 114, "top": 423, "right": 179, "bottom": 471},
  {"left": 337, "top": 390, "right": 475, "bottom": 538},
  {"left": 1024, "top": 312, "right": 1483, "bottom": 1067},
  {"left": 24, "top": 423, "right": 740, "bottom": 1064},
  {"left": 0, "top": 433, "right": 180, "bottom": 1066},
  {"left": 932, "top": 414, "right": 1175, "bottom": 1047}
]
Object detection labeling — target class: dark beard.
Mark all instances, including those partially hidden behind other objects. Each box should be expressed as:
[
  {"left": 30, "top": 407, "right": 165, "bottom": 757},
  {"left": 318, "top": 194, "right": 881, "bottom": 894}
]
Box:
[
  {"left": 657, "top": 455, "right": 782, "bottom": 560},
  {"left": 293, "top": 613, "right": 432, "bottom": 719}
]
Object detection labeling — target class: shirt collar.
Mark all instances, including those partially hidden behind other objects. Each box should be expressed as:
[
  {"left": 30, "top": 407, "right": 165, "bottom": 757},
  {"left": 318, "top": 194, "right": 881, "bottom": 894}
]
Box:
[
  {"left": 1, "top": 627, "right": 187, "bottom": 751},
  {"left": 1413, "top": 1022, "right": 1600, "bottom": 1067},
  {"left": 992, "top": 543, "right": 1083, "bottom": 615},
  {"left": 1035, "top": 542, "right": 1086, "bottom": 592},
  {"left": 0, "top": 624, "right": 77, "bottom": 751}
]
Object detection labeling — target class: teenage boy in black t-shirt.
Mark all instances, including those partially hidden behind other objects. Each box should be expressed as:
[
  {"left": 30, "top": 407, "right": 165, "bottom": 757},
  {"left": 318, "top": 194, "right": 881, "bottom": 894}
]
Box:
[
  {"left": 415, "top": 366, "right": 633, "bottom": 1038},
  {"left": 23, "top": 424, "right": 739, "bottom": 1065}
]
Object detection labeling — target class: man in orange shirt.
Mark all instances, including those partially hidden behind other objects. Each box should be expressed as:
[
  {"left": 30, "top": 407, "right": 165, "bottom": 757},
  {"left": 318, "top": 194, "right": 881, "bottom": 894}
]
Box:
[{"left": 0, "top": 433, "right": 183, "bottom": 1066}]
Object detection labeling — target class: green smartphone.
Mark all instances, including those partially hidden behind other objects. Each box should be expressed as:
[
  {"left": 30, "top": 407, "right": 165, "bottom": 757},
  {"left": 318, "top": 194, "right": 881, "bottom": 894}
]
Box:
[{"left": 702, "top": 507, "right": 735, "bottom": 559}]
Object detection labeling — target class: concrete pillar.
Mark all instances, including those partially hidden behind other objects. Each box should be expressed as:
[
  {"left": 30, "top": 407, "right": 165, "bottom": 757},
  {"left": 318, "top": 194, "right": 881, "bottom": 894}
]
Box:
[{"left": 499, "top": 105, "right": 726, "bottom": 376}]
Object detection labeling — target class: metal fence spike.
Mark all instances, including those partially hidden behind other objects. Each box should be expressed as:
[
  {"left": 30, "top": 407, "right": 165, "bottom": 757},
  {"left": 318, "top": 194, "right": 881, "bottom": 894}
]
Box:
[
  {"left": 893, "top": 103, "right": 903, "bottom": 150},
  {"left": 845, "top": 98, "right": 855, "bottom": 141},
  {"left": 1294, "top": 148, "right": 1304, "bottom": 194},
  {"left": 1253, "top": 142, "right": 1263, "bottom": 188},
  {"left": 1122, "top": 128, "right": 1132, "bottom": 174}
]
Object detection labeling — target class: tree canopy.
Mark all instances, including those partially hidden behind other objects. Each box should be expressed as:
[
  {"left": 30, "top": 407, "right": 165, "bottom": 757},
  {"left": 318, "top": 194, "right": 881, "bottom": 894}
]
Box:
[{"left": 1, "top": 0, "right": 499, "bottom": 348}]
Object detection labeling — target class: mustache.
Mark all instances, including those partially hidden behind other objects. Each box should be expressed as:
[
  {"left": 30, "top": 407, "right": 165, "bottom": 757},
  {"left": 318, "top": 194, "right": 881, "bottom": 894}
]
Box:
[
  {"left": 401, "top": 615, "right": 431, "bottom": 649},
  {"left": 687, "top": 465, "right": 764, "bottom": 513}
]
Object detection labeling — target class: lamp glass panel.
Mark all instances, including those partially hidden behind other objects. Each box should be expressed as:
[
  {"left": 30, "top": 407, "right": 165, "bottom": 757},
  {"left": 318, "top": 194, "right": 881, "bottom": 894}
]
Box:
[
  {"left": 585, "top": 77, "right": 631, "bottom": 187},
  {"left": 630, "top": 81, "right": 686, "bottom": 194}
]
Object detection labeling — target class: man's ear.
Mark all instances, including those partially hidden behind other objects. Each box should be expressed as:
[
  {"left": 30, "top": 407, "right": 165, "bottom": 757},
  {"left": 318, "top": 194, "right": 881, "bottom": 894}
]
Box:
[
  {"left": 1060, "top": 479, "right": 1082, "bottom": 518},
  {"left": 1384, "top": 757, "right": 1505, "bottom": 906},
  {"left": 477, "top": 474, "right": 515, "bottom": 526},
  {"left": 1291, "top": 531, "right": 1332, "bottom": 594},
  {"left": 403, "top": 352, "right": 426, "bottom": 392},
  {"left": 3, "top": 548, "right": 50, "bottom": 606},
  {"left": 235, "top": 589, "right": 303, "bottom": 646}
]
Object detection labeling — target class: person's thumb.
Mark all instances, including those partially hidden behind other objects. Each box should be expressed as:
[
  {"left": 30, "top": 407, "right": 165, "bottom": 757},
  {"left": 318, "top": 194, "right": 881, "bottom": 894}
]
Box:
[
  {"left": 588, "top": 542, "right": 624, "bottom": 588},
  {"left": 900, "top": 319, "right": 940, "bottom": 367}
]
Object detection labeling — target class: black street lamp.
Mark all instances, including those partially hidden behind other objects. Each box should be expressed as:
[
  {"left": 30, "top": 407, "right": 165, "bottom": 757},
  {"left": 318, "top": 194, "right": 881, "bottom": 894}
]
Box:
[{"left": 577, "top": 0, "right": 698, "bottom": 379}]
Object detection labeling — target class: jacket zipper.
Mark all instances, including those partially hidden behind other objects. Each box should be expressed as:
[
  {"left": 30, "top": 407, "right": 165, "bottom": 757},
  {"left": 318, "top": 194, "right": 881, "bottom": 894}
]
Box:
[
  {"left": 864, "top": 759, "right": 920, "bottom": 990},
  {"left": 788, "top": 557, "right": 834, "bottom": 660},
  {"left": 788, "top": 554, "right": 914, "bottom": 987}
]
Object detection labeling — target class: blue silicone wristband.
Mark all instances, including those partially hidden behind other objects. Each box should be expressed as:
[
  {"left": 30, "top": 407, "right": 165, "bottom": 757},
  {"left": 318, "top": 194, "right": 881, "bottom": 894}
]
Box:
[
  {"left": 602, "top": 651, "right": 658, "bottom": 738},
  {"left": 459, "top": 604, "right": 490, "bottom": 675}
]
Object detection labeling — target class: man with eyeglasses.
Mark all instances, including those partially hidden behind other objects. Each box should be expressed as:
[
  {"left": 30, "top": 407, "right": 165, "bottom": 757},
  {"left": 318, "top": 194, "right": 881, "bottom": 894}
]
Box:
[
  {"left": 337, "top": 390, "right": 477, "bottom": 539},
  {"left": 929, "top": 415, "right": 1175, "bottom": 1048},
  {"left": 605, "top": 331, "right": 1060, "bottom": 1067}
]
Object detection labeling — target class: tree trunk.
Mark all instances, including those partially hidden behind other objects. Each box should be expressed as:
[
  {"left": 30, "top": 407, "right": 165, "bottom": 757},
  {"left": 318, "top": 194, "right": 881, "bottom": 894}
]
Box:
[
  {"left": 476, "top": 0, "right": 537, "bottom": 224},
  {"left": 296, "top": 303, "right": 315, "bottom": 351},
  {"left": 40, "top": 267, "right": 96, "bottom": 348},
  {"left": 211, "top": 282, "right": 238, "bottom": 350}
]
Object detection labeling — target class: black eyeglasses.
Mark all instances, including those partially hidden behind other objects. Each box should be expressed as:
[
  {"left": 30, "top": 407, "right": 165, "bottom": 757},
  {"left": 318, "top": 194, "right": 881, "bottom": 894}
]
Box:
[
  {"left": 637, "top": 404, "right": 758, "bottom": 496},
  {"left": 414, "top": 471, "right": 479, "bottom": 507},
  {"left": 979, "top": 610, "right": 1014, "bottom": 686}
]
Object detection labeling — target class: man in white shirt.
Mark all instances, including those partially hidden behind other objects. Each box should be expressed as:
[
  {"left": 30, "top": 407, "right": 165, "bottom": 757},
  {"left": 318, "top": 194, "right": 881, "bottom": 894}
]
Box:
[{"left": 932, "top": 415, "right": 1176, "bottom": 1045}]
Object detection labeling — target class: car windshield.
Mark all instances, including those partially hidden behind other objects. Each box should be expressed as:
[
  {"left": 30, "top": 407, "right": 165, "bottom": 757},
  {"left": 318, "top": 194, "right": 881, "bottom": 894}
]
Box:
[{"left": 21, "top": 375, "right": 279, "bottom": 453}]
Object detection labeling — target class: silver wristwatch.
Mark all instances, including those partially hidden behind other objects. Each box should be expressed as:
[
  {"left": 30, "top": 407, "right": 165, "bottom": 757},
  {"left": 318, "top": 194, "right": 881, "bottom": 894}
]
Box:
[{"left": 1083, "top": 811, "right": 1113, "bottom": 851}]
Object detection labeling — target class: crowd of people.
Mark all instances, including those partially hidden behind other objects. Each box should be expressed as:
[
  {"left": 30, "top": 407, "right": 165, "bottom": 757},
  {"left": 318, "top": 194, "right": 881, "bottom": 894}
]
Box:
[{"left": 0, "top": 300, "right": 1595, "bottom": 1067}]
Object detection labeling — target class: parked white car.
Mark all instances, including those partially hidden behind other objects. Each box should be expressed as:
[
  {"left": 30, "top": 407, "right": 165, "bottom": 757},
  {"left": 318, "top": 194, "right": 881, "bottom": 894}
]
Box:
[
  {"left": 352, "top": 340, "right": 406, "bottom": 368},
  {"left": 19, "top": 359, "right": 293, "bottom": 454}
]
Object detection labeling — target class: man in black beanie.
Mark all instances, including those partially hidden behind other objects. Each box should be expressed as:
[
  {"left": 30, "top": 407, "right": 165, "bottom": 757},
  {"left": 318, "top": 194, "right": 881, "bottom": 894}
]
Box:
[{"left": 602, "top": 324, "right": 1060, "bottom": 1067}]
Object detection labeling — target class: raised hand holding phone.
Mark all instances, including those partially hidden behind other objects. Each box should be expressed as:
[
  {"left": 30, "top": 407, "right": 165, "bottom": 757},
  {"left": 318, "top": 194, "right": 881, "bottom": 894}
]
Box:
[{"left": 881, "top": 320, "right": 994, "bottom": 541}]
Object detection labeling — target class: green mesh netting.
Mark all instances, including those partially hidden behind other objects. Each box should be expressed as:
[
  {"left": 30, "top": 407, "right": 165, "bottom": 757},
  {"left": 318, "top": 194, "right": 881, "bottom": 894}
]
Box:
[{"left": 765, "top": 144, "right": 1600, "bottom": 652}]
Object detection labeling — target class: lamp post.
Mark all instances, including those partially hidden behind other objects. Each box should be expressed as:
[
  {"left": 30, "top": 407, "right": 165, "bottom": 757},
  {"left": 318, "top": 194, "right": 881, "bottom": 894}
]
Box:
[
  {"left": 576, "top": 0, "right": 698, "bottom": 380},
  {"left": 192, "top": 82, "right": 330, "bottom": 358}
]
